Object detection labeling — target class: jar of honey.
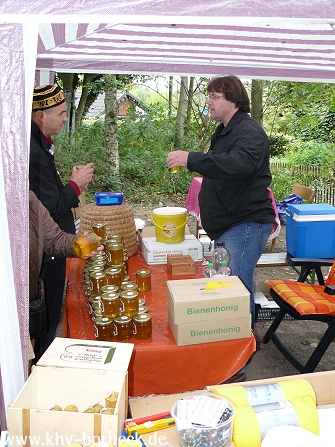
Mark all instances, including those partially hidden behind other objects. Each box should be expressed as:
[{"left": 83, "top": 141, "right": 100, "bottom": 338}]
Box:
[
  {"left": 94, "top": 316, "right": 113, "bottom": 341},
  {"left": 113, "top": 315, "right": 133, "bottom": 341},
  {"left": 105, "top": 267, "right": 122, "bottom": 288},
  {"left": 92, "top": 222, "right": 107, "bottom": 242},
  {"left": 137, "top": 305, "right": 149, "bottom": 314},
  {"left": 72, "top": 232, "right": 101, "bottom": 257},
  {"left": 88, "top": 265, "right": 104, "bottom": 274},
  {"left": 101, "top": 285, "right": 119, "bottom": 294},
  {"left": 109, "top": 263, "right": 126, "bottom": 282},
  {"left": 121, "top": 282, "right": 138, "bottom": 293},
  {"left": 133, "top": 313, "right": 152, "bottom": 339},
  {"left": 120, "top": 290, "right": 139, "bottom": 317},
  {"left": 107, "top": 234, "right": 123, "bottom": 245},
  {"left": 136, "top": 269, "right": 151, "bottom": 291},
  {"left": 138, "top": 298, "right": 146, "bottom": 307},
  {"left": 106, "top": 242, "right": 124, "bottom": 266},
  {"left": 89, "top": 271, "right": 107, "bottom": 296},
  {"left": 101, "top": 292, "right": 120, "bottom": 319}
]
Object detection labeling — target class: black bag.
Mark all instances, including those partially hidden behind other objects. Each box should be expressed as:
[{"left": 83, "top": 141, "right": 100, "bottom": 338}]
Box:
[{"left": 29, "top": 279, "right": 48, "bottom": 340}]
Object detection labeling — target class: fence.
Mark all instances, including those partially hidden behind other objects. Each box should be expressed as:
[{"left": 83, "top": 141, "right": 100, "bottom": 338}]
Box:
[{"left": 270, "top": 161, "right": 335, "bottom": 206}]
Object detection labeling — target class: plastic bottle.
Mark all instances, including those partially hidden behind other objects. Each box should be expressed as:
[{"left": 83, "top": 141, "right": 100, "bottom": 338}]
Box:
[
  {"left": 212, "top": 241, "right": 230, "bottom": 272},
  {"left": 204, "top": 262, "right": 216, "bottom": 278},
  {"left": 217, "top": 261, "right": 232, "bottom": 276}
]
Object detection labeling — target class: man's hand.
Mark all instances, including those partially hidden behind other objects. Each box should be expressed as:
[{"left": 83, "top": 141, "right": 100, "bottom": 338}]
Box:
[{"left": 71, "top": 163, "right": 94, "bottom": 189}]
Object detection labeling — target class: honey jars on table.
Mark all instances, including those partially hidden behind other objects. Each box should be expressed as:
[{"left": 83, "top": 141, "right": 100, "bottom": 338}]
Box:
[
  {"left": 133, "top": 313, "right": 152, "bottom": 339},
  {"left": 136, "top": 269, "right": 151, "bottom": 291},
  {"left": 121, "top": 282, "right": 138, "bottom": 293},
  {"left": 100, "top": 285, "right": 119, "bottom": 294},
  {"left": 94, "top": 316, "right": 113, "bottom": 341},
  {"left": 113, "top": 315, "right": 133, "bottom": 341},
  {"left": 106, "top": 242, "right": 124, "bottom": 266},
  {"left": 89, "top": 271, "right": 107, "bottom": 296},
  {"left": 101, "top": 292, "right": 120, "bottom": 319},
  {"left": 120, "top": 290, "right": 139, "bottom": 317},
  {"left": 105, "top": 267, "right": 122, "bottom": 288}
]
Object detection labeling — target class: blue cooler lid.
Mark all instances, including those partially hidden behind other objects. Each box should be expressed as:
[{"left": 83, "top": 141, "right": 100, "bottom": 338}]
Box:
[{"left": 287, "top": 203, "right": 335, "bottom": 215}]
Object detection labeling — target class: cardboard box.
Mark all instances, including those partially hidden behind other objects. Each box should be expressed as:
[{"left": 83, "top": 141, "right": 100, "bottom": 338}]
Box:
[
  {"left": 7, "top": 338, "right": 134, "bottom": 447},
  {"left": 199, "top": 235, "right": 214, "bottom": 258},
  {"left": 128, "top": 370, "right": 335, "bottom": 447},
  {"left": 167, "top": 276, "right": 250, "bottom": 324},
  {"left": 168, "top": 311, "right": 251, "bottom": 346},
  {"left": 141, "top": 234, "right": 203, "bottom": 264},
  {"left": 137, "top": 224, "right": 190, "bottom": 247},
  {"left": 167, "top": 254, "right": 196, "bottom": 276},
  {"left": 286, "top": 203, "right": 335, "bottom": 257}
]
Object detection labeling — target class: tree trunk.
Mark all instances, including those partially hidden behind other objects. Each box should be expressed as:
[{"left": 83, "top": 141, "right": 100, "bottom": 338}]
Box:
[
  {"left": 174, "top": 77, "right": 188, "bottom": 150},
  {"left": 251, "top": 79, "right": 263, "bottom": 127},
  {"left": 105, "top": 74, "right": 119, "bottom": 174},
  {"left": 168, "top": 76, "right": 173, "bottom": 118},
  {"left": 185, "top": 77, "right": 194, "bottom": 131}
]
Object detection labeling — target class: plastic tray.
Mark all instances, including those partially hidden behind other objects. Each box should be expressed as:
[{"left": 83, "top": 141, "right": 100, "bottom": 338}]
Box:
[{"left": 94, "top": 192, "right": 124, "bottom": 206}]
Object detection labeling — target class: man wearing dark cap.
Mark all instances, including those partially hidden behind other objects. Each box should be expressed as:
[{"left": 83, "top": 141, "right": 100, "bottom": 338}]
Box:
[{"left": 30, "top": 84, "right": 94, "bottom": 362}]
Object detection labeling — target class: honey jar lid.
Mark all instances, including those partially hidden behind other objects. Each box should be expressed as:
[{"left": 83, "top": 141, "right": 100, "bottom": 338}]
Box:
[
  {"left": 120, "top": 290, "right": 138, "bottom": 300},
  {"left": 133, "top": 313, "right": 152, "bottom": 323},
  {"left": 113, "top": 315, "right": 132, "bottom": 324},
  {"left": 94, "top": 316, "right": 113, "bottom": 326},
  {"left": 136, "top": 269, "right": 151, "bottom": 277},
  {"left": 101, "top": 292, "right": 120, "bottom": 301}
]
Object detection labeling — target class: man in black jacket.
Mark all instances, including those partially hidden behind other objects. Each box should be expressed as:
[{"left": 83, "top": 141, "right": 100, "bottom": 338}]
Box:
[{"left": 30, "top": 85, "right": 94, "bottom": 362}]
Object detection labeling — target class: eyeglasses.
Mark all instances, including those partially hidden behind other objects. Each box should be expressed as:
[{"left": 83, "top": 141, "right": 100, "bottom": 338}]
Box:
[{"left": 206, "top": 94, "right": 224, "bottom": 101}]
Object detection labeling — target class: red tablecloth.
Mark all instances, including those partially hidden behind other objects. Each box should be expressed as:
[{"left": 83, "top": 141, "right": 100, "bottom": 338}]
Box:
[{"left": 64, "top": 253, "right": 256, "bottom": 396}]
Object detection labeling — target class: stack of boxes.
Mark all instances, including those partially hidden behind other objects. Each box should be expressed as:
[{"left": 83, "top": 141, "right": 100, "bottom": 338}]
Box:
[{"left": 167, "top": 276, "right": 251, "bottom": 346}]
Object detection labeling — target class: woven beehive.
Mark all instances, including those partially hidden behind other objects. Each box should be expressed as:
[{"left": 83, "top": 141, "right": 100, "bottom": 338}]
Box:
[{"left": 79, "top": 202, "right": 138, "bottom": 257}]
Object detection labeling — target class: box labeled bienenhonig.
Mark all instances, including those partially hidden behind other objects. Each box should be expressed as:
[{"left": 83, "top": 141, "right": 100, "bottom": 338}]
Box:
[
  {"left": 167, "top": 276, "right": 250, "bottom": 325},
  {"left": 7, "top": 338, "right": 134, "bottom": 447},
  {"left": 168, "top": 310, "right": 251, "bottom": 346}
]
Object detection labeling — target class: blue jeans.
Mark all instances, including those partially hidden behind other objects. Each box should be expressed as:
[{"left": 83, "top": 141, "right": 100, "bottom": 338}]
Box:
[{"left": 215, "top": 222, "right": 273, "bottom": 329}]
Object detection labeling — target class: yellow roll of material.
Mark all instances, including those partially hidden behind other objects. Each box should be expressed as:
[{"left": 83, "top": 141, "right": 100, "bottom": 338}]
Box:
[{"left": 210, "top": 379, "right": 319, "bottom": 447}]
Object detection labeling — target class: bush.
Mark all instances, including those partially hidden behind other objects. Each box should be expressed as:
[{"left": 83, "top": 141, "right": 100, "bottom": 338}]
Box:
[{"left": 54, "top": 109, "right": 198, "bottom": 204}]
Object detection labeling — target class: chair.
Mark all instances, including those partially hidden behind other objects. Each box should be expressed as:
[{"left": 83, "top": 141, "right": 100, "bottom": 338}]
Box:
[
  {"left": 269, "top": 183, "right": 316, "bottom": 253},
  {"left": 262, "top": 257, "right": 335, "bottom": 373}
]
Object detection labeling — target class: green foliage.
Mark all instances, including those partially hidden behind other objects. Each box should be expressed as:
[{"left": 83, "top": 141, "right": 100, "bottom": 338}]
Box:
[
  {"left": 284, "top": 140, "right": 335, "bottom": 167},
  {"left": 268, "top": 134, "right": 291, "bottom": 157},
  {"left": 54, "top": 107, "right": 197, "bottom": 204}
]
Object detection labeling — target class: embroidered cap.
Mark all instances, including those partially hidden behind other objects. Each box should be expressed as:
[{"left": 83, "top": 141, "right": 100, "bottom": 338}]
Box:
[{"left": 32, "top": 85, "right": 66, "bottom": 110}]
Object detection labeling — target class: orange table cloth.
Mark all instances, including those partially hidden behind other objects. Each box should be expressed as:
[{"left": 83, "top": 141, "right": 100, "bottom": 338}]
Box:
[{"left": 64, "top": 252, "right": 256, "bottom": 396}]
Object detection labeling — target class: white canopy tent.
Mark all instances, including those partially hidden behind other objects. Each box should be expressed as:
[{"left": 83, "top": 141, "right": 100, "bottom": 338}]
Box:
[{"left": 1, "top": 0, "right": 335, "bottom": 429}]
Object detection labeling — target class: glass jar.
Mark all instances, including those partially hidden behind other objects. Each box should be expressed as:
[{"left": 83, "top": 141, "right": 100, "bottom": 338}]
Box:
[
  {"left": 136, "top": 269, "right": 151, "bottom": 291},
  {"left": 72, "top": 232, "right": 100, "bottom": 257},
  {"left": 105, "top": 267, "right": 122, "bottom": 288},
  {"left": 91, "top": 259, "right": 106, "bottom": 270},
  {"left": 88, "top": 265, "right": 104, "bottom": 274},
  {"left": 89, "top": 271, "right": 107, "bottom": 296},
  {"left": 94, "top": 316, "right": 113, "bottom": 341},
  {"left": 120, "top": 290, "right": 139, "bottom": 317},
  {"left": 106, "top": 242, "right": 124, "bottom": 266},
  {"left": 109, "top": 263, "right": 126, "bottom": 282},
  {"left": 92, "top": 222, "right": 107, "bottom": 242},
  {"left": 113, "top": 315, "right": 133, "bottom": 341},
  {"left": 137, "top": 305, "right": 149, "bottom": 314},
  {"left": 101, "top": 284, "right": 119, "bottom": 294},
  {"left": 133, "top": 313, "right": 152, "bottom": 339},
  {"left": 101, "top": 292, "right": 120, "bottom": 319},
  {"left": 107, "top": 234, "right": 123, "bottom": 245},
  {"left": 138, "top": 298, "right": 146, "bottom": 307},
  {"left": 121, "top": 282, "right": 138, "bottom": 293}
]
